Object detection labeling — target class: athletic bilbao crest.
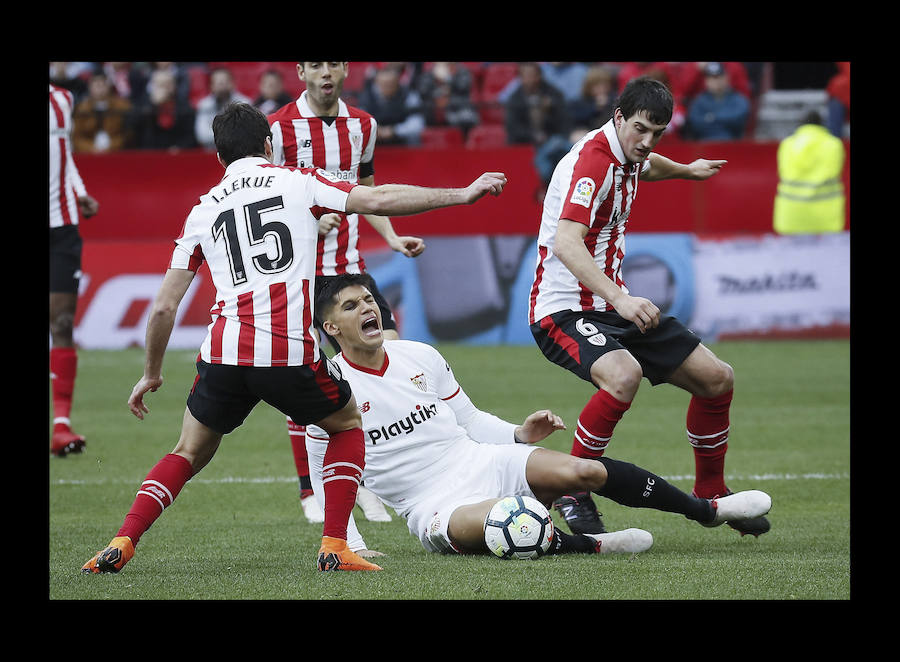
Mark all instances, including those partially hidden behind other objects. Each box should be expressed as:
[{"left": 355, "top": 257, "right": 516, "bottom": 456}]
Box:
[{"left": 410, "top": 373, "right": 427, "bottom": 391}]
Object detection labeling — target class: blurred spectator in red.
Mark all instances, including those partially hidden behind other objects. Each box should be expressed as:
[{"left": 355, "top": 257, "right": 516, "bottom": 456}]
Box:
[
  {"left": 504, "top": 62, "right": 572, "bottom": 185},
  {"left": 357, "top": 65, "right": 425, "bottom": 146},
  {"left": 132, "top": 68, "right": 197, "bottom": 151},
  {"left": 567, "top": 64, "right": 617, "bottom": 140},
  {"left": 71, "top": 71, "right": 134, "bottom": 153},
  {"left": 826, "top": 61, "right": 850, "bottom": 138},
  {"left": 680, "top": 61, "right": 751, "bottom": 104},
  {"left": 416, "top": 62, "right": 480, "bottom": 137},
  {"left": 194, "top": 66, "right": 252, "bottom": 148},
  {"left": 684, "top": 62, "right": 750, "bottom": 140},
  {"left": 254, "top": 68, "right": 294, "bottom": 115}
]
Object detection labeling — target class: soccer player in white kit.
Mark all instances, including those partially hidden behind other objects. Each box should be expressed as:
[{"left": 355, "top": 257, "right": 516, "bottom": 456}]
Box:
[
  {"left": 49, "top": 83, "right": 99, "bottom": 457},
  {"left": 269, "top": 61, "right": 423, "bottom": 524},
  {"left": 305, "top": 274, "right": 772, "bottom": 558},
  {"left": 82, "top": 103, "right": 509, "bottom": 574}
]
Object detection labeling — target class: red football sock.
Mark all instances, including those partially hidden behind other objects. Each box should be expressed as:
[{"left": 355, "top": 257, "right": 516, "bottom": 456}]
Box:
[
  {"left": 50, "top": 347, "right": 78, "bottom": 427},
  {"left": 321, "top": 427, "right": 365, "bottom": 540},
  {"left": 571, "top": 388, "right": 631, "bottom": 460},
  {"left": 287, "top": 417, "right": 314, "bottom": 497},
  {"left": 117, "top": 453, "right": 194, "bottom": 547},
  {"left": 687, "top": 389, "right": 733, "bottom": 498}
]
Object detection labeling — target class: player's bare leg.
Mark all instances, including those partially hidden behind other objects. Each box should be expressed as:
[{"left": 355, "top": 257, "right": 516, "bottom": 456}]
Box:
[{"left": 525, "top": 447, "right": 770, "bottom": 536}]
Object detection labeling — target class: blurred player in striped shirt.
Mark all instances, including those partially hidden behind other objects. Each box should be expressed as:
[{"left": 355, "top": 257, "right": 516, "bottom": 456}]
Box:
[
  {"left": 268, "top": 62, "right": 423, "bottom": 524},
  {"left": 49, "top": 83, "right": 99, "bottom": 457},
  {"left": 81, "top": 102, "right": 507, "bottom": 574}
]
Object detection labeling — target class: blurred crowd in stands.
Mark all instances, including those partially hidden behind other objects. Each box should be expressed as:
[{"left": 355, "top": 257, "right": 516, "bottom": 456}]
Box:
[{"left": 51, "top": 61, "right": 850, "bottom": 169}]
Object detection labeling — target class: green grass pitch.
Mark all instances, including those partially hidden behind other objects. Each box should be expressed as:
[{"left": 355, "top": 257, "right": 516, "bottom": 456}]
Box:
[{"left": 49, "top": 340, "right": 850, "bottom": 600}]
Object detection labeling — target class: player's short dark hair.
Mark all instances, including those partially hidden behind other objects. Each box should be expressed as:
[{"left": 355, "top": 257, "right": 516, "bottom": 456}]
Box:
[
  {"left": 212, "top": 102, "right": 272, "bottom": 166},
  {"left": 617, "top": 77, "right": 673, "bottom": 126},
  {"left": 315, "top": 273, "right": 375, "bottom": 325}
]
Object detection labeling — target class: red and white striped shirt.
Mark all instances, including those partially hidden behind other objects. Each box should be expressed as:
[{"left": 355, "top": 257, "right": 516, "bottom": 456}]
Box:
[
  {"left": 528, "top": 120, "right": 650, "bottom": 324},
  {"left": 170, "top": 157, "right": 356, "bottom": 367},
  {"left": 268, "top": 91, "right": 377, "bottom": 276},
  {"left": 49, "top": 84, "right": 88, "bottom": 228}
]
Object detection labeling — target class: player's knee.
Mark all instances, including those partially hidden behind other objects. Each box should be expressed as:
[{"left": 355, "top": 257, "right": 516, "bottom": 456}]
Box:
[
  {"left": 705, "top": 360, "right": 734, "bottom": 397},
  {"left": 49, "top": 310, "right": 75, "bottom": 342},
  {"left": 571, "top": 456, "right": 607, "bottom": 491},
  {"left": 591, "top": 356, "right": 642, "bottom": 400}
]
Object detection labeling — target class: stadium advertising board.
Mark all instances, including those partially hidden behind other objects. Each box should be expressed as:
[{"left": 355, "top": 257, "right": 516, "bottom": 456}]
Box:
[{"left": 72, "top": 232, "right": 850, "bottom": 349}]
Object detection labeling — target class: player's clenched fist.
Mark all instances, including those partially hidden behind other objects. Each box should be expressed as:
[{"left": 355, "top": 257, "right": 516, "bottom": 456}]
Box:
[{"left": 465, "top": 172, "right": 507, "bottom": 203}]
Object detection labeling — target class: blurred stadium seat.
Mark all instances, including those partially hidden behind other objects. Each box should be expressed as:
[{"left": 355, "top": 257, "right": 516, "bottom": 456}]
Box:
[
  {"left": 420, "top": 127, "right": 464, "bottom": 149},
  {"left": 465, "top": 124, "right": 507, "bottom": 149}
]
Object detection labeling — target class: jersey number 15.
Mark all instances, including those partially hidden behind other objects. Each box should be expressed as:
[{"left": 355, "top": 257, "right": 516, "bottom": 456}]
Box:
[{"left": 212, "top": 195, "right": 294, "bottom": 286}]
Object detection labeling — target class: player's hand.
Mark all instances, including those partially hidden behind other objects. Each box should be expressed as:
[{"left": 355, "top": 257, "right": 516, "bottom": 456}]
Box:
[
  {"left": 516, "top": 410, "right": 566, "bottom": 444},
  {"left": 318, "top": 213, "right": 343, "bottom": 236},
  {"left": 688, "top": 159, "right": 727, "bottom": 180},
  {"left": 356, "top": 549, "right": 386, "bottom": 558},
  {"left": 128, "top": 375, "right": 164, "bottom": 420},
  {"left": 465, "top": 172, "right": 507, "bottom": 203},
  {"left": 615, "top": 294, "right": 660, "bottom": 334},
  {"left": 390, "top": 235, "right": 426, "bottom": 257},
  {"left": 78, "top": 195, "right": 99, "bottom": 218}
]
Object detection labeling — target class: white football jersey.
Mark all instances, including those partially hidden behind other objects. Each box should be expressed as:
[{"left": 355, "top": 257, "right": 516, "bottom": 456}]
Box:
[
  {"left": 306, "top": 340, "right": 474, "bottom": 513},
  {"left": 170, "top": 156, "right": 355, "bottom": 367}
]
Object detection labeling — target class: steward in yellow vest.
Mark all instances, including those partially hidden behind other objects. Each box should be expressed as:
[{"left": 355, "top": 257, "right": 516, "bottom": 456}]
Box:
[{"left": 773, "top": 112, "right": 846, "bottom": 234}]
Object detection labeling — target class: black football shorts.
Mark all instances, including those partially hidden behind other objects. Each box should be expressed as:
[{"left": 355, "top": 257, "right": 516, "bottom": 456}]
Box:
[
  {"left": 531, "top": 309, "right": 701, "bottom": 386},
  {"left": 49, "top": 225, "right": 83, "bottom": 294},
  {"left": 187, "top": 356, "right": 353, "bottom": 435}
]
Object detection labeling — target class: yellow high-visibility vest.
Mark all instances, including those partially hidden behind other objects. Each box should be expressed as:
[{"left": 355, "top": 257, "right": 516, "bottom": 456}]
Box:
[{"left": 773, "top": 124, "right": 846, "bottom": 234}]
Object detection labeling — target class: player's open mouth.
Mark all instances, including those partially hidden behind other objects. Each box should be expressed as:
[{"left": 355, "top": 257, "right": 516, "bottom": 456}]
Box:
[{"left": 361, "top": 314, "right": 381, "bottom": 337}]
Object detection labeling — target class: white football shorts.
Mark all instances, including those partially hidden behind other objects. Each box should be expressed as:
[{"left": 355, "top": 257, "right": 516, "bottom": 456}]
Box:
[{"left": 405, "top": 439, "right": 539, "bottom": 554}]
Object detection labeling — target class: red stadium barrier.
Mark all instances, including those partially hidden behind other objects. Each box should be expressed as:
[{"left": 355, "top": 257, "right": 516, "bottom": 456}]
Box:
[{"left": 73, "top": 139, "right": 850, "bottom": 243}]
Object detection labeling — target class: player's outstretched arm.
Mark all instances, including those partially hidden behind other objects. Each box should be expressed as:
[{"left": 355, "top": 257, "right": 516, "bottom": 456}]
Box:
[
  {"left": 128, "top": 268, "right": 195, "bottom": 420},
  {"left": 345, "top": 172, "right": 507, "bottom": 217},
  {"left": 642, "top": 153, "right": 727, "bottom": 182}
]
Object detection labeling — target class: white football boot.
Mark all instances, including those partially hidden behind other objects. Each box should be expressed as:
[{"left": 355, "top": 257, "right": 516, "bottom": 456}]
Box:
[
  {"left": 586, "top": 527, "right": 654, "bottom": 554},
  {"left": 702, "top": 489, "right": 772, "bottom": 527},
  {"left": 356, "top": 486, "right": 392, "bottom": 522},
  {"left": 301, "top": 493, "right": 325, "bottom": 523}
]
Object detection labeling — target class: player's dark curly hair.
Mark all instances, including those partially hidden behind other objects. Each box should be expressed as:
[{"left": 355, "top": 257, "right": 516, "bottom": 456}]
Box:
[
  {"left": 315, "top": 273, "right": 377, "bottom": 325},
  {"left": 617, "top": 77, "right": 673, "bottom": 126},
  {"left": 212, "top": 102, "right": 273, "bottom": 165}
]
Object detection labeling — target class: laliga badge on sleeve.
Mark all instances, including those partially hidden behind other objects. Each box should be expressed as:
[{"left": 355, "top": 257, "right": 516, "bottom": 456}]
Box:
[{"left": 570, "top": 177, "right": 595, "bottom": 208}]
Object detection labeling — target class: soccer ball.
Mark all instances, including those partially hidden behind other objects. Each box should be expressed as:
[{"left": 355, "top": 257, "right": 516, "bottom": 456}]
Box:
[{"left": 483, "top": 495, "right": 554, "bottom": 560}]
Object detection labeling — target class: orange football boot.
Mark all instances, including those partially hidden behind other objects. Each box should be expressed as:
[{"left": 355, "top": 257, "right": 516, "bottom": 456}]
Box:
[
  {"left": 317, "top": 536, "right": 382, "bottom": 571},
  {"left": 82, "top": 536, "right": 135, "bottom": 574}
]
